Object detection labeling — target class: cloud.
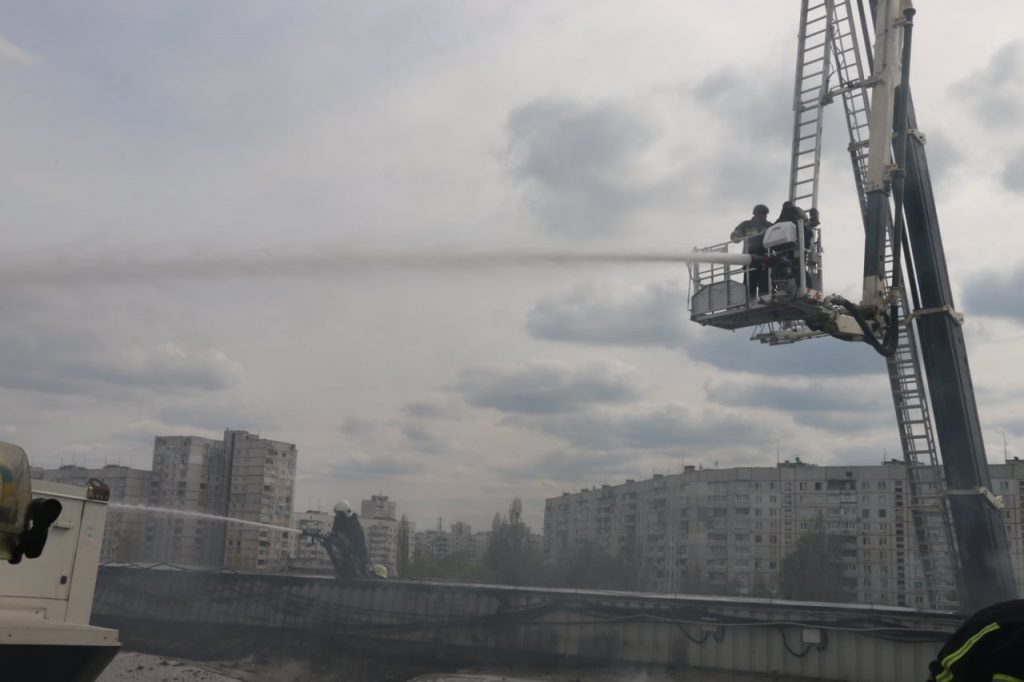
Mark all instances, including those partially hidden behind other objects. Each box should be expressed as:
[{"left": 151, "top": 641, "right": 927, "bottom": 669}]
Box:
[
  {"left": 0, "top": 322, "right": 242, "bottom": 395},
  {"left": 340, "top": 416, "right": 381, "bottom": 438},
  {"left": 686, "top": 331, "right": 885, "bottom": 377},
  {"left": 520, "top": 402, "right": 768, "bottom": 452},
  {"left": 527, "top": 279, "right": 883, "bottom": 377},
  {"left": 76, "top": 343, "right": 242, "bottom": 391},
  {"left": 527, "top": 280, "right": 687, "bottom": 347},
  {"left": 155, "top": 400, "right": 276, "bottom": 435},
  {"left": 400, "top": 423, "right": 450, "bottom": 455},
  {"left": 493, "top": 449, "right": 643, "bottom": 482},
  {"left": 318, "top": 453, "right": 427, "bottom": 479},
  {"left": 962, "top": 266, "right": 1024, "bottom": 322},
  {"left": 455, "top": 360, "right": 641, "bottom": 415},
  {"left": 705, "top": 378, "right": 883, "bottom": 414},
  {"left": 0, "top": 35, "right": 33, "bottom": 66},
  {"left": 953, "top": 40, "right": 1024, "bottom": 128},
  {"left": 692, "top": 67, "right": 792, "bottom": 143},
  {"left": 401, "top": 397, "right": 463, "bottom": 420},
  {"left": 687, "top": 67, "right": 793, "bottom": 211},
  {"left": 1003, "top": 147, "right": 1024, "bottom": 193},
  {"left": 504, "top": 97, "right": 678, "bottom": 237}
]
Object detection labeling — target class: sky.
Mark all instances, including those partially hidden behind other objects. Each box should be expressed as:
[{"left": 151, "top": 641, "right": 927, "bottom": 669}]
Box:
[{"left": 3, "top": 1, "right": 1024, "bottom": 532}]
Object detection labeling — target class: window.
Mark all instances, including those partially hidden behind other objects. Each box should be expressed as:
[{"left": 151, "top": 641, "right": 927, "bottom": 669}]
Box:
[
  {"left": 815, "top": 482, "right": 823, "bottom": 491},
  {"left": 878, "top": 509, "right": 887, "bottom": 518},
  {"left": 862, "top": 509, "right": 871, "bottom": 518}
]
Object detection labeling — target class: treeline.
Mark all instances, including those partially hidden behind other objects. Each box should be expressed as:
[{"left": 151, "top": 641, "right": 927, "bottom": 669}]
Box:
[
  {"left": 404, "top": 510, "right": 858, "bottom": 601},
  {"left": 404, "top": 511, "right": 638, "bottom": 590}
]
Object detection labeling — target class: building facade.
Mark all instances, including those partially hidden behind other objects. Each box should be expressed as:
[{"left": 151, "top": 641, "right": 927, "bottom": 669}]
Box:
[
  {"left": 544, "top": 460, "right": 1024, "bottom": 609},
  {"left": 360, "top": 495, "right": 399, "bottom": 575},
  {"left": 32, "top": 464, "right": 151, "bottom": 563},
  {"left": 289, "top": 509, "right": 333, "bottom": 574},
  {"left": 222, "top": 430, "right": 297, "bottom": 572},
  {"left": 148, "top": 435, "right": 229, "bottom": 567}
]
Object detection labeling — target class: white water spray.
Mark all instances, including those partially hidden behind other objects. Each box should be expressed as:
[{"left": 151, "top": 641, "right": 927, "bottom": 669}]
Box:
[
  {"left": 110, "top": 502, "right": 301, "bottom": 534},
  {"left": 1, "top": 249, "right": 749, "bottom": 287}
]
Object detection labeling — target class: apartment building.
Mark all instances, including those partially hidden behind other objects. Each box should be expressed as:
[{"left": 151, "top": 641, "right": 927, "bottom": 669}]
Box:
[
  {"left": 545, "top": 460, "right": 1024, "bottom": 609},
  {"left": 31, "top": 464, "right": 151, "bottom": 563},
  {"left": 222, "top": 430, "right": 297, "bottom": 572},
  {"left": 360, "top": 495, "right": 399, "bottom": 575},
  {"left": 148, "top": 435, "right": 229, "bottom": 567}
]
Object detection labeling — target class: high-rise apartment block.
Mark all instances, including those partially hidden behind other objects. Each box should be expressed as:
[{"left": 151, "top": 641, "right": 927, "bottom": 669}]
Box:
[
  {"left": 222, "top": 430, "right": 297, "bottom": 572},
  {"left": 148, "top": 435, "right": 229, "bottom": 567},
  {"left": 544, "top": 460, "right": 1024, "bottom": 609},
  {"left": 360, "top": 495, "right": 399, "bottom": 575},
  {"left": 146, "top": 430, "right": 296, "bottom": 570},
  {"left": 31, "top": 464, "right": 151, "bottom": 563}
]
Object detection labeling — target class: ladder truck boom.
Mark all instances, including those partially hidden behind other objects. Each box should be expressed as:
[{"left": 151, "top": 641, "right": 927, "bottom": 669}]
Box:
[{"left": 687, "top": 0, "right": 1017, "bottom": 613}]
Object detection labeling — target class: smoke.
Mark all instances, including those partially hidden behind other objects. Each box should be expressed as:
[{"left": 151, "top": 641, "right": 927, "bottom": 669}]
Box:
[{"left": 0, "top": 248, "right": 705, "bottom": 288}]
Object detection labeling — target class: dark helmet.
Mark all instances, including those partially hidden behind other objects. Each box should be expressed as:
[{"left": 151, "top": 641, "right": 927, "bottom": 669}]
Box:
[{"left": 753, "top": 204, "right": 770, "bottom": 216}]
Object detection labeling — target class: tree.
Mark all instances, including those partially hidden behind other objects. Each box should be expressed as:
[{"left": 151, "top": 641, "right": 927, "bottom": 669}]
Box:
[
  {"left": 779, "top": 519, "right": 855, "bottom": 602},
  {"left": 484, "top": 499, "right": 546, "bottom": 586},
  {"left": 396, "top": 515, "right": 412, "bottom": 578},
  {"left": 555, "top": 541, "right": 637, "bottom": 590}
]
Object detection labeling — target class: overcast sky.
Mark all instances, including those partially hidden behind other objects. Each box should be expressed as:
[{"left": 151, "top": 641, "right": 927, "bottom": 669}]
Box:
[{"left": 3, "top": 1, "right": 1024, "bottom": 532}]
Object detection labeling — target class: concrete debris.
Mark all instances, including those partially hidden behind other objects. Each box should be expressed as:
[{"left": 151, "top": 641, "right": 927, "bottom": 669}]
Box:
[{"left": 97, "top": 653, "right": 247, "bottom": 682}]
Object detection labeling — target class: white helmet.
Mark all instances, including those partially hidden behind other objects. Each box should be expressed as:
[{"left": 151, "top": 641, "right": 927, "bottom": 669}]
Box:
[{"left": 333, "top": 500, "right": 354, "bottom": 517}]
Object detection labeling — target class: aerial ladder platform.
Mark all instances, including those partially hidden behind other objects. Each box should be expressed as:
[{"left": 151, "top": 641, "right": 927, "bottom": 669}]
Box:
[{"left": 686, "top": 0, "right": 1016, "bottom": 613}]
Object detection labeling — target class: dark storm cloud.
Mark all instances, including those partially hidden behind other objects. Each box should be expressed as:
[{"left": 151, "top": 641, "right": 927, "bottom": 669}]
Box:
[
  {"left": 962, "top": 266, "right": 1024, "bottom": 322},
  {"left": 520, "top": 403, "right": 767, "bottom": 452},
  {"left": 1003, "top": 147, "right": 1024, "bottom": 193},
  {"left": 505, "top": 98, "right": 674, "bottom": 236},
  {"left": 953, "top": 40, "right": 1024, "bottom": 128},
  {"left": 526, "top": 281, "right": 687, "bottom": 347},
  {"left": 455, "top": 361, "right": 641, "bottom": 415}
]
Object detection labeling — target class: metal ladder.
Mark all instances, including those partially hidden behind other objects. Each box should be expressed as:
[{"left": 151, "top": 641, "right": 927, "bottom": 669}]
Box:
[
  {"left": 788, "top": 0, "right": 836, "bottom": 210},
  {"left": 828, "top": 0, "right": 957, "bottom": 609},
  {"left": 748, "top": 0, "right": 836, "bottom": 345}
]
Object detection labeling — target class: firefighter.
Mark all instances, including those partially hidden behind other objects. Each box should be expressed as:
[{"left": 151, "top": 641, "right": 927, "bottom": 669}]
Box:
[
  {"left": 331, "top": 500, "right": 371, "bottom": 578},
  {"left": 730, "top": 204, "right": 772, "bottom": 298},
  {"left": 927, "top": 598, "right": 1024, "bottom": 681}
]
